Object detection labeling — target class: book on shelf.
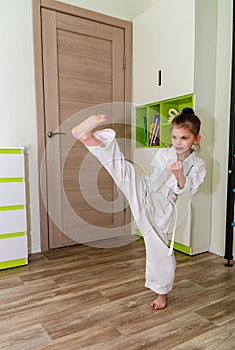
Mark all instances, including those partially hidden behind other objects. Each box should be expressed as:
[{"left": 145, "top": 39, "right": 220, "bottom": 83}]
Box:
[
  {"left": 142, "top": 115, "right": 148, "bottom": 144},
  {"left": 149, "top": 113, "right": 160, "bottom": 146}
]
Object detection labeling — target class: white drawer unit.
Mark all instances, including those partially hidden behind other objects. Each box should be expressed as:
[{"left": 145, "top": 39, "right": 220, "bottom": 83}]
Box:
[{"left": 0, "top": 148, "right": 28, "bottom": 269}]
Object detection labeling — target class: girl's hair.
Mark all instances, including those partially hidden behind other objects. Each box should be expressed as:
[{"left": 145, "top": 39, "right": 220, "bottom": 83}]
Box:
[{"left": 171, "top": 107, "right": 201, "bottom": 137}]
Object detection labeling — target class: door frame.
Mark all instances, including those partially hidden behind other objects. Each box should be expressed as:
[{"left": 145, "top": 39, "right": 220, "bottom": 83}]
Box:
[{"left": 32, "top": 0, "right": 132, "bottom": 251}]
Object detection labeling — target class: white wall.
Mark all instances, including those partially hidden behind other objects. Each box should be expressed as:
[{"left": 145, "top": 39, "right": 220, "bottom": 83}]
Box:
[
  {"left": 0, "top": 0, "right": 233, "bottom": 256},
  {"left": 211, "top": 0, "right": 233, "bottom": 256},
  {"left": 56, "top": 0, "right": 151, "bottom": 20},
  {"left": 0, "top": 0, "right": 40, "bottom": 253}
]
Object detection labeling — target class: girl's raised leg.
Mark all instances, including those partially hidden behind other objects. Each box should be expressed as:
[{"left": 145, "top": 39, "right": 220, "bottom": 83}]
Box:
[{"left": 72, "top": 115, "right": 175, "bottom": 310}]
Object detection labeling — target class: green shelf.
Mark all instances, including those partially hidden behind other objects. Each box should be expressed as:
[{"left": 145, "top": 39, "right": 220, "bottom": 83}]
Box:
[{"left": 135, "top": 94, "right": 194, "bottom": 148}]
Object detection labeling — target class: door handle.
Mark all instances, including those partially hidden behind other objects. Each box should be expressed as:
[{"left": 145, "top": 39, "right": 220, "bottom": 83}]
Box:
[{"left": 47, "top": 131, "right": 66, "bottom": 138}]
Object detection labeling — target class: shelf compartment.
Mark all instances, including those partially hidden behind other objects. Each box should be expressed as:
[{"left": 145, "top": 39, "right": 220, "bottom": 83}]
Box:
[{"left": 135, "top": 94, "right": 194, "bottom": 149}]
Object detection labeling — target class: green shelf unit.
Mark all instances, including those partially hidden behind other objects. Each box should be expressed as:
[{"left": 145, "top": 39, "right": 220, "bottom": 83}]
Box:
[{"left": 135, "top": 94, "right": 194, "bottom": 149}]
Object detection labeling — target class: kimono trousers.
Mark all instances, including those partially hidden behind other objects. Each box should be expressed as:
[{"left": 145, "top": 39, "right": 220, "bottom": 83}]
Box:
[{"left": 86, "top": 129, "right": 206, "bottom": 295}]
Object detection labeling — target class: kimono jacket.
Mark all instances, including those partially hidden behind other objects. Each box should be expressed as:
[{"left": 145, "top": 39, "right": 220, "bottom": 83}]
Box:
[{"left": 145, "top": 147, "right": 206, "bottom": 241}]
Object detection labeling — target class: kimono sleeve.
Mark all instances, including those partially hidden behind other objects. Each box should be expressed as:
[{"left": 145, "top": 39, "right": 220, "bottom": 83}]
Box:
[{"left": 175, "top": 158, "right": 206, "bottom": 195}]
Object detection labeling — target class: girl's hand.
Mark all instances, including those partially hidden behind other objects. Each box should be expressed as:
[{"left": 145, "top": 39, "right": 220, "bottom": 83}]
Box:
[{"left": 171, "top": 161, "right": 186, "bottom": 189}]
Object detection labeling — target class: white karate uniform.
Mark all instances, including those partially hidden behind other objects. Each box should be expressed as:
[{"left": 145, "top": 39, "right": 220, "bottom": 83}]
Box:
[{"left": 86, "top": 129, "right": 206, "bottom": 295}]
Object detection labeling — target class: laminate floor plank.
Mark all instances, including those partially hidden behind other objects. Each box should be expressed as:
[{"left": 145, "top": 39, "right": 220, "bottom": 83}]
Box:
[
  {"left": 170, "top": 319, "right": 235, "bottom": 350},
  {"left": 196, "top": 293, "right": 235, "bottom": 326},
  {"left": 0, "top": 238, "right": 234, "bottom": 350},
  {"left": 81, "top": 312, "right": 215, "bottom": 350},
  {"left": 0, "top": 324, "right": 51, "bottom": 350}
]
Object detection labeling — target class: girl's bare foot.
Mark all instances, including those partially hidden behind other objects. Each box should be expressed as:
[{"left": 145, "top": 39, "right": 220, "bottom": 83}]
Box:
[
  {"left": 150, "top": 294, "right": 167, "bottom": 310},
  {"left": 71, "top": 114, "right": 107, "bottom": 146}
]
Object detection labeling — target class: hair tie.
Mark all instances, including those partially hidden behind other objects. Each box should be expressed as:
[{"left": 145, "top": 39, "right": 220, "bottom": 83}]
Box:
[{"left": 168, "top": 108, "right": 179, "bottom": 123}]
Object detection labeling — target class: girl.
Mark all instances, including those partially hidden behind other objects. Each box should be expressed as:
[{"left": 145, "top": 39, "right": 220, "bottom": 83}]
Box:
[{"left": 71, "top": 108, "right": 206, "bottom": 310}]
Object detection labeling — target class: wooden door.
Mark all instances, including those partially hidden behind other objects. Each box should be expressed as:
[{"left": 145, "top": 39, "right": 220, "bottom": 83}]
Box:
[{"left": 41, "top": 7, "right": 131, "bottom": 249}]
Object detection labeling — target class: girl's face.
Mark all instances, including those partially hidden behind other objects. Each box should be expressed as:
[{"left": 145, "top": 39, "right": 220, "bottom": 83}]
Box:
[{"left": 171, "top": 126, "right": 201, "bottom": 159}]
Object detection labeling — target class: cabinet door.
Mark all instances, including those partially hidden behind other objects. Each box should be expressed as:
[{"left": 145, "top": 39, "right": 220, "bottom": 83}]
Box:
[
  {"left": 159, "top": 0, "right": 195, "bottom": 100},
  {"left": 133, "top": 0, "right": 195, "bottom": 104},
  {"left": 0, "top": 153, "right": 25, "bottom": 178},
  {"left": 133, "top": 6, "right": 163, "bottom": 105},
  {"left": 0, "top": 182, "right": 26, "bottom": 206}
]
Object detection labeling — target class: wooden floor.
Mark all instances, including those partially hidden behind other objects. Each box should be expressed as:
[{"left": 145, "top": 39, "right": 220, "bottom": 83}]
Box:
[{"left": 0, "top": 238, "right": 235, "bottom": 350}]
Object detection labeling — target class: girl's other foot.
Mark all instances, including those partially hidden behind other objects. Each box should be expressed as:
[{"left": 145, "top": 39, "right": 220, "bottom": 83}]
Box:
[
  {"left": 71, "top": 114, "right": 107, "bottom": 140},
  {"left": 71, "top": 114, "right": 107, "bottom": 146}
]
